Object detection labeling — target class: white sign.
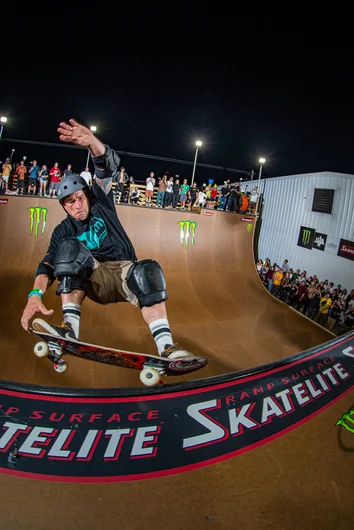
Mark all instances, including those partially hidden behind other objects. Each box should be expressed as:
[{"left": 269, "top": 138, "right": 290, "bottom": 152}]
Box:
[{"left": 325, "top": 236, "right": 341, "bottom": 255}]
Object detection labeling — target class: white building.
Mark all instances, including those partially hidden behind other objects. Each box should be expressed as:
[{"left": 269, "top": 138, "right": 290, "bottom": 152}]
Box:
[{"left": 254, "top": 171, "right": 354, "bottom": 291}]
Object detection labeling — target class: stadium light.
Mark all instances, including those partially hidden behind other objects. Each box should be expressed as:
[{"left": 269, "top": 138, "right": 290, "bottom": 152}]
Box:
[
  {"left": 257, "top": 157, "right": 266, "bottom": 189},
  {"left": 86, "top": 126, "right": 98, "bottom": 166},
  {"left": 191, "top": 140, "right": 203, "bottom": 187},
  {"left": 0, "top": 116, "right": 8, "bottom": 141}
]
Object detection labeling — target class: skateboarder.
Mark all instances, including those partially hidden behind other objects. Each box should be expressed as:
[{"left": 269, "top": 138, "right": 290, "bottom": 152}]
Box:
[{"left": 21, "top": 119, "right": 192, "bottom": 360}]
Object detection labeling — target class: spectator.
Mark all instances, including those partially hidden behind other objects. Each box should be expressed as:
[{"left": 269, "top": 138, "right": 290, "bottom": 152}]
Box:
[
  {"left": 0, "top": 177, "right": 6, "bottom": 195},
  {"left": 217, "top": 184, "right": 229, "bottom": 211},
  {"left": 303, "top": 281, "right": 317, "bottom": 316},
  {"left": 130, "top": 186, "right": 140, "bottom": 205},
  {"left": 80, "top": 166, "right": 92, "bottom": 186},
  {"left": 28, "top": 160, "right": 40, "bottom": 195},
  {"left": 315, "top": 293, "right": 332, "bottom": 326},
  {"left": 179, "top": 179, "right": 190, "bottom": 210},
  {"left": 266, "top": 265, "right": 275, "bottom": 292},
  {"left": 164, "top": 176, "right": 174, "bottom": 208},
  {"left": 307, "top": 285, "right": 321, "bottom": 320},
  {"left": 294, "top": 280, "right": 308, "bottom": 312},
  {"left": 145, "top": 172, "right": 155, "bottom": 207},
  {"left": 281, "top": 259, "right": 289, "bottom": 272},
  {"left": 195, "top": 188, "right": 207, "bottom": 208},
  {"left": 188, "top": 182, "right": 198, "bottom": 211},
  {"left": 210, "top": 184, "right": 218, "bottom": 202},
  {"left": 326, "top": 298, "right": 343, "bottom": 331},
  {"left": 1, "top": 158, "right": 12, "bottom": 191},
  {"left": 15, "top": 160, "right": 27, "bottom": 195},
  {"left": 127, "top": 176, "right": 135, "bottom": 204},
  {"left": 271, "top": 267, "right": 284, "bottom": 298},
  {"left": 172, "top": 178, "right": 180, "bottom": 209},
  {"left": 63, "top": 164, "right": 73, "bottom": 178},
  {"left": 49, "top": 162, "right": 61, "bottom": 198},
  {"left": 343, "top": 307, "right": 354, "bottom": 330},
  {"left": 227, "top": 186, "right": 238, "bottom": 213},
  {"left": 156, "top": 174, "right": 167, "bottom": 208},
  {"left": 280, "top": 273, "right": 292, "bottom": 302},
  {"left": 38, "top": 165, "right": 49, "bottom": 196},
  {"left": 114, "top": 166, "right": 129, "bottom": 204},
  {"left": 248, "top": 186, "right": 260, "bottom": 214}
]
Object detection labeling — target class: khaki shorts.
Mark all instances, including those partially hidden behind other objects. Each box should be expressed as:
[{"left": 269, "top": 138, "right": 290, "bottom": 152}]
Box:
[{"left": 85, "top": 260, "right": 138, "bottom": 306}]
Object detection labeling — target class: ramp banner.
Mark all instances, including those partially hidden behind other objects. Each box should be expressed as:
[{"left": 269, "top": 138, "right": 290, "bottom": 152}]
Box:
[{"left": 0, "top": 333, "right": 353, "bottom": 483}]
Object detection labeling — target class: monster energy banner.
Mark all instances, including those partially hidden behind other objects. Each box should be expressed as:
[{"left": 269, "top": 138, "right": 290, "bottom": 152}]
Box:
[
  {"left": 297, "top": 226, "right": 316, "bottom": 250},
  {"left": 28, "top": 207, "right": 48, "bottom": 237},
  {"left": 178, "top": 220, "right": 197, "bottom": 248},
  {"left": 0, "top": 333, "right": 353, "bottom": 482}
]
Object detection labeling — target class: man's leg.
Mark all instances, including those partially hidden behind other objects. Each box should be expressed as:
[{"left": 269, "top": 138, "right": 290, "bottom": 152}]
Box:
[
  {"left": 61, "top": 290, "right": 85, "bottom": 338},
  {"left": 126, "top": 260, "right": 192, "bottom": 358}
]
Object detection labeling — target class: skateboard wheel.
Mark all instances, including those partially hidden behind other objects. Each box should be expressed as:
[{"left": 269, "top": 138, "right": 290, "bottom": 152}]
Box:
[
  {"left": 139, "top": 368, "right": 160, "bottom": 386},
  {"left": 34, "top": 341, "right": 49, "bottom": 358},
  {"left": 54, "top": 362, "right": 68, "bottom": 374}
]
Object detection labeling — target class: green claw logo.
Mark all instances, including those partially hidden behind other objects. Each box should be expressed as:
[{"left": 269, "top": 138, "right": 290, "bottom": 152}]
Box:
[
  {"left": 336, "top": 409, "right": 354, "bottom": 434},
  {"left": 302, "top": 229, "right": 312, "bottom": 246},
  {"left": 28, "top": 207, "right": 48, "bottom": 237},
  {"left": 178, "top": 221, "right": 197, "bottom": 249}
]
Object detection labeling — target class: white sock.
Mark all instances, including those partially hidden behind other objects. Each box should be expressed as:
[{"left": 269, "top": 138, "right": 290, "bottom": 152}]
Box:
[
  {"left": 62, "top": 303, "right": 81, "bottom": 339},
  {"left": 149, "top": 318, "right": 173, "bottom": 355}
]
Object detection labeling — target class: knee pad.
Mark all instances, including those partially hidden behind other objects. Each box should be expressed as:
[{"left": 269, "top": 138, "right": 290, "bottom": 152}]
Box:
[
  {"left": 127, "top": 259, "right": 168, "bottom": 308},
  {"left": 54, "top": 238, "right": 94, "bottom": 294}
]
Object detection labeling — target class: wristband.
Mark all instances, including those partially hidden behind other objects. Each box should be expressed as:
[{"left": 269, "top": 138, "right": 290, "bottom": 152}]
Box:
[{"left": 28, "top": 289, "right": 43, "bottom": 299}]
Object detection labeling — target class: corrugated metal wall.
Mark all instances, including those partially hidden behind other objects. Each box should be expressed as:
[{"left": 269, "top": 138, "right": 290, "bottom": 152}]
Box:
[{"left": 257, "top": 172, "right": 354, "bottom": 291}]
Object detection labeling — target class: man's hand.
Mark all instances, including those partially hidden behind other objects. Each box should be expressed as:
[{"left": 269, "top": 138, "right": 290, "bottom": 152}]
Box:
[
  {"left": 21, "top": 296, "right": 54, "bottom": 332},
  {"left": 57, "top": 119, "right": 105, "bottom": 157}
]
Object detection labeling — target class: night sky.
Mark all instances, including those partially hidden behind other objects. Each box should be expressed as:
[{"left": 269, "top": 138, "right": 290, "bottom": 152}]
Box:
[{"left": 1, "top": 34, "right": 353, "bottom": 185}]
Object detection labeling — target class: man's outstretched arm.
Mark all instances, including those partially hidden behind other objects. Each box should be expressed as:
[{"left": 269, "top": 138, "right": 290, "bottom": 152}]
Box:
[{"left": 58, "top": 118, "right": 120, "bottom": 195}]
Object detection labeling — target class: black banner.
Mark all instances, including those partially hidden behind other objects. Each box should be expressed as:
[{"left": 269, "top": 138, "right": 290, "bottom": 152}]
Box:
[
  {"left": 297, "top": 226, "right": 316, "bottom": 250},
  {"left": 337, "top": 238, "right": 354, "bottom": 262},
  {"left": 0, "top": 333, "right": 354, "bottom": 482},
  {"left": 313, "top": 232, "right": 327, "bottom": 251}
]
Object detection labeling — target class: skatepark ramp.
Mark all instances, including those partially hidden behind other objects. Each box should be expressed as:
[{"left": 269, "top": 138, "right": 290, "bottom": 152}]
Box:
[{"left": 0, "top": 196, "right": 353, "bottom": 530}]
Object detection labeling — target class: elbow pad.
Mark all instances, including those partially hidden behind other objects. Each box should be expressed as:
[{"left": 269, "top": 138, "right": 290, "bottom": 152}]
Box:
[
  {"left": 35, "top": 261, "right": 55, "bottom": 282},
  {"left": 92, "top": 145, "right": 121, "bottom": 179}
]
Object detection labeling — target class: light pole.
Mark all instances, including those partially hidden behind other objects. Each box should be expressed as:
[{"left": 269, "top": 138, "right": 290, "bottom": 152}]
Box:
[
  {"left": 0, "top": 116, "right": 8, "bottom": 141},
  {"left": 257, "top": 157, "right": 266, "bottom": 190},
  {"left": 190, "top": 140, "right": 202, "bottom": 188},
  {"left": 86, "top": 126, "right": 97, "bottom": 167}
]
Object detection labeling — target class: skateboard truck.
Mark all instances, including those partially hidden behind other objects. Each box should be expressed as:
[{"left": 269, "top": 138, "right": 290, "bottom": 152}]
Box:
[{"left": 34, "top": 340, "right": 68, "bottom": 373}]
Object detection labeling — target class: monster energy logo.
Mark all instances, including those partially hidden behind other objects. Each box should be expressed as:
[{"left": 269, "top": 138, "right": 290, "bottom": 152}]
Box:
[
  {"left": 28, "top": 207, "right": 48, "bottom": 237},
  {"left": 302, "top": 229, "right": 312, "bottom": 246},
  {"left": 336, "top": 410, "right": 354, "bottom": 434},
  {"left": 178, "top": 221, "right": 197, "bottom": 249}
]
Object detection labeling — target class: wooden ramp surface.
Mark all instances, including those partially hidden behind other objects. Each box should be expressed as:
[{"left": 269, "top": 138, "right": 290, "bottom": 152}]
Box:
[{"left": 0, "top": 196, "right": 353, "bottom": 530}]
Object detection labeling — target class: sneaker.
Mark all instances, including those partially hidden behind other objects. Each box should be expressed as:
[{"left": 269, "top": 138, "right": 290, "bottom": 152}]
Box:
[
  {"left": 160, "top": 344, "right": 193, "bottom": 360},
  {"left": 32, "top": 318, "right": 76, "bottom": 340}
]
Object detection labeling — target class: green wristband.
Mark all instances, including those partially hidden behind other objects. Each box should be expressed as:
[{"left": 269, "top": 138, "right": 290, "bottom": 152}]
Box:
[{"left": 28, "top": 289, "right": 43, "bottom": 299}]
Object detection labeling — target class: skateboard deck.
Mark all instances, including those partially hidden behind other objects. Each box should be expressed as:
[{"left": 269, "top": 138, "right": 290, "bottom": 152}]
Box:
[{"left": 30, "top": 328, "right": 208, "bottom": 386}]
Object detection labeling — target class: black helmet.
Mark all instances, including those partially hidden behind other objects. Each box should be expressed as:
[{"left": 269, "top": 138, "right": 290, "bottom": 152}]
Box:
[{"left": 57, "top": 174, "right": 88, "bottom": 203}]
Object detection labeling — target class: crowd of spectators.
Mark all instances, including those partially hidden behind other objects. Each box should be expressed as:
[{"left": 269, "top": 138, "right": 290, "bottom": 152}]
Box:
[
  {"left": 0, "top": 158, "right": 92, "bottom": 197},
  {"left": 257, "top": 258, "right": 354, "bottom": 335},
  {"left": 1, "top": 157, "right": 260, "bottom": 213}
]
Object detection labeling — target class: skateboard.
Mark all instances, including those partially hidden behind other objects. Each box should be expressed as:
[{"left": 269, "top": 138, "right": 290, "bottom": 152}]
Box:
[{"left": 30, "top": 328, "right": 208, "bottom": 386}]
